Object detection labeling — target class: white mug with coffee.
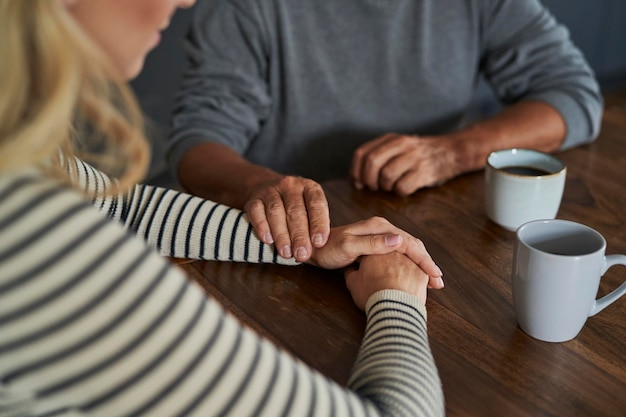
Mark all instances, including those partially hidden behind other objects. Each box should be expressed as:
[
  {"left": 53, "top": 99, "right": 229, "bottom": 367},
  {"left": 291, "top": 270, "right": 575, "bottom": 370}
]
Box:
[
  {"left": 513, "top": 219, "right": 626, "bottom": 343},
  {"left": 485, "top": 148, "right": 566, "bottom": 231}
]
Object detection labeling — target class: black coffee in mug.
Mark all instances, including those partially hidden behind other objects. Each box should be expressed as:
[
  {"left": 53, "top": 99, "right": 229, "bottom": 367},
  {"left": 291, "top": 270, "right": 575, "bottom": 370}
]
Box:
[
  {"left": 501, "top": 165, "right": 552, "bottom": 176},
  {"left": 485, "top": 148, "right": 566, "bottom": 231}
]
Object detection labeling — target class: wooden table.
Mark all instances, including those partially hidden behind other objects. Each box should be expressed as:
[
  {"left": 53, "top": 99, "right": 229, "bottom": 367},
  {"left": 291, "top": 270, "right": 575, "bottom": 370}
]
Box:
[{"left": 178, "top": 93, "right": 626, "bottom": 417}]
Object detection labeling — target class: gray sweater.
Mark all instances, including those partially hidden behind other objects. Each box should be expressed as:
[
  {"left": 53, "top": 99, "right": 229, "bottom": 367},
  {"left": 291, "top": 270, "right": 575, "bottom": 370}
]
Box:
[{"left": 169, "top": 0, "right": 602, "bottom": 182}]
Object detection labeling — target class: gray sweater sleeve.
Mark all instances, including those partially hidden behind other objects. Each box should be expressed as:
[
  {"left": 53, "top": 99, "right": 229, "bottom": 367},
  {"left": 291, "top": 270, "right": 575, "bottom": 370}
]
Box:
[
  {"left": 168, "top": 1, "right": 270, "bottom": 171},
  {"left": 480, "top": 0, "right": 603, "bottom": 150},
  {"left": 168, "top": 0, "right": 603, "bottom": 169}
]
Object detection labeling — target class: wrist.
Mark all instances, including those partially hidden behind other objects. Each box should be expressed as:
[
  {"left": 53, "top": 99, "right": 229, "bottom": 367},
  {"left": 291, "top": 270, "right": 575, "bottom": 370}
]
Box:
[
  {"left": 241, "top": 167, "right": 284, "bottom": 202},
  {"left": 365, "top": 289, "right": 427, "bottom": 319},
  {"left": 430, "top": 132, "right": 479, "bottom": 177},
  {"left": 443, "top": 125, "right": 498, "bottom": 174}
]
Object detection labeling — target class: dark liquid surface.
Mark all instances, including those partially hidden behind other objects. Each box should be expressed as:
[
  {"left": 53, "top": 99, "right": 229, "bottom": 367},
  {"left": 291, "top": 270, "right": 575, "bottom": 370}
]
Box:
[
  {"left": 501, "top": 166, "right": 552, "bottom": 176},
  {"left": 527, "top": 232, "right": 602, "bottom": 256}
]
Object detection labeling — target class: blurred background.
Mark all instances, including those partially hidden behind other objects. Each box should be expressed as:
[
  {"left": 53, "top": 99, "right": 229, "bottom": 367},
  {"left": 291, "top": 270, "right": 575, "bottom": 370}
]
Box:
[{"left": 130, "top": 1, "right": 626, "bottom": 186}]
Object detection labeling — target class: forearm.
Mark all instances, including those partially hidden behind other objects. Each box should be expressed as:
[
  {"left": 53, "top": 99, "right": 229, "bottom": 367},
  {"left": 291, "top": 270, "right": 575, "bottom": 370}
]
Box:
[
  {"left": 349, "top": 289, "right": 444, "bottom": 416},
  {"left": 121, "top": 184, "right": 296, "bottom": 264},
  {"left": 177, "top": 142, "right": 283, "bottom": 209},
  {"left": 71, "top": 156, "right": 295, "bottom": 264},
  {"left": 446, "top": 100, "right": 566, "bottom": 176}
]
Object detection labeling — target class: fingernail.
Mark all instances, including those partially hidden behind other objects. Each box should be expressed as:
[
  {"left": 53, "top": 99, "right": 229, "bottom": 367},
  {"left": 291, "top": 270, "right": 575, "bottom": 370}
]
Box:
[
  {"left": 295, "top": 247, "right": 308, "bottom": 260},
  {"left": 354, "top": 181, "right": 363, "bottom": 190},
  {"left": 385, "top": 234, "right": 402, "bottom": 246},
  {"left": 264, "top": 232, "right": 274, "bottom": 244},
  {"left": 282, "top": 245, "right": 292, "bottom": 258},
  {"left": 435, "top": 266, "right": 443, "bottom": 277},
  {"left": 436, "top": 277, "right": 444, "bottom": 288},
  {"left": 312, "top": 233, "right": 324, "bottom": 246}
]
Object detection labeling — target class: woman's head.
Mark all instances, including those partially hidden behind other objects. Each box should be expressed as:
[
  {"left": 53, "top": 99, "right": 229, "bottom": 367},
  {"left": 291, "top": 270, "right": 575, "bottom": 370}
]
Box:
[
  {"left": 63, "top": 0, "right": 196, "bottom": 80},
  {"left": 0, "top": 0, "right": 194, "bottom": 189}
]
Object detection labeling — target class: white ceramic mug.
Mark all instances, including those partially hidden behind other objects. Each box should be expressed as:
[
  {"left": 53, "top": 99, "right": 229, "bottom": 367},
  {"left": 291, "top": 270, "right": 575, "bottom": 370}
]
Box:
[
  {"left": 485, "top": 148, "right": 566, "bottom": 231},
  {"left": 512, "top": 219, "right": 626, "bottom": 343}
]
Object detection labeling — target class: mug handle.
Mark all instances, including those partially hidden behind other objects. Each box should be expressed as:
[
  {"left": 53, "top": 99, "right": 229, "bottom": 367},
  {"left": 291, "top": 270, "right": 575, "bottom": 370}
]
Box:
[{"left": 590, "top": 254, "right": 626, "bottom": 316}]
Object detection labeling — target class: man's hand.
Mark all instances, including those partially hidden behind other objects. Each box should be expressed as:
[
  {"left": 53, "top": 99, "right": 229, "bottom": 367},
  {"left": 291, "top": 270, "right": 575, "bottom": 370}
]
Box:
[
  {"left": 178, "top": 143, "right": 332, "bottom": 263},
  {"left": 350, "top": 102, "right": 568, "bottom": 196},
  {"left": 350, "top": 133, "right": 460, "bottom": 196},
  {"left": 308, "top": 216, "right": 444, "bottom": 290},
  {"left": 244, "top": 175, "right": 330, "bottom": 262}
]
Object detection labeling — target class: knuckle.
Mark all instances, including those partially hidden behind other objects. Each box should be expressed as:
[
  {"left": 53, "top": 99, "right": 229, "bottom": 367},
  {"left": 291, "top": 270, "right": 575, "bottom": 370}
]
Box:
[
  {"left": 305, "top": 179, "right": 324, "bottom": 192},
  {"left": 265, "top": 201, "right": 285, "bottom": 219},
  {"left": 380, "top": 166, "right": 396, "bottom": 183},
  {"left": 394, "top": 177, "right": 417, "bottom": 196},
  {"left": 245, "top": 198, "right": 264, "bottom": 212},
  {"left": 338, "top": 235, "right": 354, "bottom": 252},
  {"left": 285, "top": 202, "right": 306, "bottom": 221},
  {"left": 278, "top": 175, "right": 303, "bottom": 190},
  {"left": 411, "top": 238, "right": 427, "bottom": 252},
  {"left": 371, "top": 216, "right": 389, "bottom": 226},
  {"left": 278, "top": 175, "right": 293, "bottom": 185},
  {"left": 307, "top": 196, "right": 329, "bottom": 212},
  {"left": 362, "top": 215, "right": 391, "bottom": 230},
  {"left": 379, "top": 171, "right": 391, "bottom": 184},
  {"left": 274, "top": 232, "right": 291, "bottom": 246},
  {"left": 365, "top": 153, "right": 383, "bottom": 168},
  {"left": 368, "top": 235, "right": 381, "bottom": 248},
  {"left": 353, "top": 147, "right": 366, "bottom": 159},
  {"left": 290, "top": 231, "right": 309, "bottom": 246}
]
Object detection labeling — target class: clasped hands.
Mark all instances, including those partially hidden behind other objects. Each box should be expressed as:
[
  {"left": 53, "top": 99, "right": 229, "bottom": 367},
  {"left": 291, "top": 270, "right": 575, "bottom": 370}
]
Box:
[{"left": 243, "top": 134, "right": 452, "bottom": 304}]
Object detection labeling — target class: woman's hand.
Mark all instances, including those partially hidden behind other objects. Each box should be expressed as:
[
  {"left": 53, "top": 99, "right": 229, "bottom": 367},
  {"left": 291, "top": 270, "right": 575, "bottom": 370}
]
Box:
[
  {"left": 308, "top": 216, "right": 444, "bottom": 289},
  {"left": 345, "top": 252, "right": 430, "bottom": 310}
]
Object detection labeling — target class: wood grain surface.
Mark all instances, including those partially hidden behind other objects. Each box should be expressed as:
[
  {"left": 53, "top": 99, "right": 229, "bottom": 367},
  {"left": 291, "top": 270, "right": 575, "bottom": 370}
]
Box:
[{"left": 179, "top": 90, "right": 626, "bottom": 417}]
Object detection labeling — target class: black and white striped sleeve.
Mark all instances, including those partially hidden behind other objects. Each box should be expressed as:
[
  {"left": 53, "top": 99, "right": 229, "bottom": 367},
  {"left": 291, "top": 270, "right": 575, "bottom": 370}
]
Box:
[
  {"left": 70, "top": 158, "right": 297, "bottom": 265},
  {"left": 349, "top": 290, "right": 444, "bottom": 416},
  {"left": 0, "top": 173, "right": 444, "bottom": 417}
]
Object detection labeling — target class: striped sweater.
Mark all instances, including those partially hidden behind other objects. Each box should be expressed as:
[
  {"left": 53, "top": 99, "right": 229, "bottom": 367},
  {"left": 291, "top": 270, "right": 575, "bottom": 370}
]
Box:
[{"left": 0, "top": 160, "right": 444, "bottom": 417}]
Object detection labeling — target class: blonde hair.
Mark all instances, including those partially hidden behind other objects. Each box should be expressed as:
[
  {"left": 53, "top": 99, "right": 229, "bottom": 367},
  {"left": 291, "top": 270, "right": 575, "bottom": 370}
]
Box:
[{"left": 0, "top": 0, "right": 149, "bottom": 192}]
